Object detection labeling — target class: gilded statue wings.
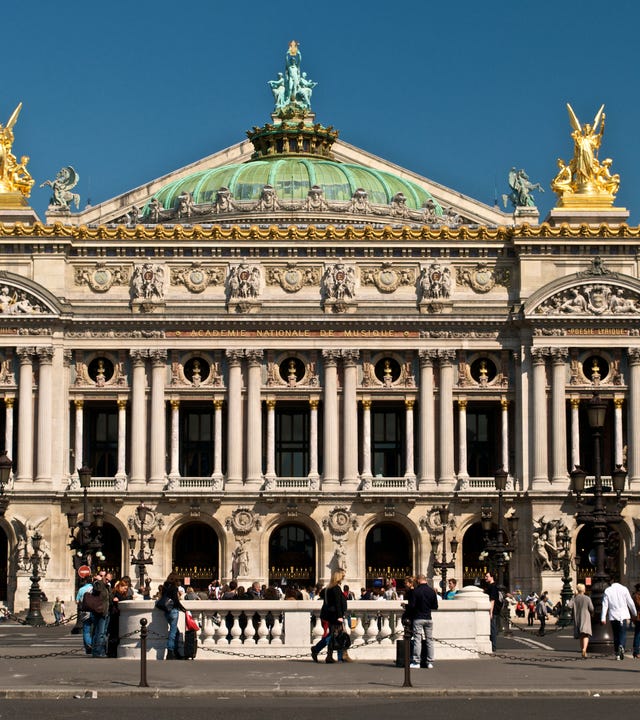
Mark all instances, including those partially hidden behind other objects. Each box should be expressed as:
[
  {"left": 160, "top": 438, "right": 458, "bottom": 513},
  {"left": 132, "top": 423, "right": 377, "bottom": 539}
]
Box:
[
  {"left": 5, "top": 102, "right": 22, "bottom": 131},
  {"left": 567, "top": 102, "right": 605, "bottom": 133}
]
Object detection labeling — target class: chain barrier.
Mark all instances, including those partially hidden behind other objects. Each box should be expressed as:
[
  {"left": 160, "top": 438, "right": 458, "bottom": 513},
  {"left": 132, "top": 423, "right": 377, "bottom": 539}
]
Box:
[{"left": 0, "top": 610, "right": 80, "bottom": 628}]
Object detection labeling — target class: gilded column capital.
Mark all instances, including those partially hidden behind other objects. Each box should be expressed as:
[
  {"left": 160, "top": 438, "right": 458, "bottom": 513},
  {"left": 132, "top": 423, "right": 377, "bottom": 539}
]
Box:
[
  {"left": 550, "top": 347, "right": 569, "bottom": 364},
  {"left": 245, "top": 349, "right": 264, "bottom": 365},
  {"left": 614, "top": 397, "right": 624, "bottom": 410},
  {"left": 266, "top": 398, "right": 276, "bottom": 410},
  {"left": 458, "top": 399, "right": 467, "bottom": 410},
  {"left": 4, "top": 396, "right": 14, "bottom": 408},
  {"left": 531, "top": 347, "right": 549, "bottom": 365},
  {"left": 361, "top": 398, "right": 371, "bottom": 410},
  {"left": 36, "top": 346, "right": 54, "bottom": 364},
  {"left": 74, "top": 399, "right": 84, "bottom": 410},
  {"left": 418, "top": 349, "right": 438, "bottom": 367},
  {"left": 170, "top": 399, "right": 180, "bottom": 410},
  {"left": 322, "top": 349, "right": 340, "bottom": 367},
  {"left": 213, "top": 399, "right": 224, "bottom": 411},
  {"left": 16, "top": 346, "right": 36, "bottom": 363},
  {"left": 405, "top": 398, "right": 415, "bottom": 410},
  {"left": 500, "top": 398, "right": 509, "bottom": 411},
  {"left": 117, "top": 398, "right": 128, "bottom": 410},
  {"left": 342, "top": 350, "right": 360, "bottom": 366},
  {"left": 570, "top": 397, "right": 580, "bottom": 410},
  {"left": 226, "top": 349, "right": 244, "bottom": 366},
  {"left": 309, "top": 398, "right": 319, "bottom": 410},
  {"left": 628, "top": 347, "right": 640, "bottom": 365},
  {"left": 438, "top": 349, "right": 456, "bottom": 366}
]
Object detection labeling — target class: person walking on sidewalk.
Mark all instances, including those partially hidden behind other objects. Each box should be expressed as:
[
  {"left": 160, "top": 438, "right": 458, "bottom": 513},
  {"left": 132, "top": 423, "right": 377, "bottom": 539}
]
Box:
[
  {"left": 631, "top": 583, "right": 640, "bottom": 659},
  {"left": 484, "top": 572, "right": 502, "bottom": 650},
  {"left": 601, "top": 578, "right": 636, "bottom": 660},
  {"left": 572, "top": 583, "right": 594, "bottom": 658},
  {"left": 408, "top": 574, "right": 438, "bottom": 669},
  {"left": 311, "top": 568, "right": 352, "bottom": 663},
  {"left": 536, "top": 592, "right": 549, "bottom": 636}
]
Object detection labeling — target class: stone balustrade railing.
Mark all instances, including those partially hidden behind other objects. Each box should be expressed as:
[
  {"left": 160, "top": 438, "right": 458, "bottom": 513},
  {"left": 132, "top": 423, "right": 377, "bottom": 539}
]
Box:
[{"left": 118, "top": 585, "right": 491, "bottom": 660}]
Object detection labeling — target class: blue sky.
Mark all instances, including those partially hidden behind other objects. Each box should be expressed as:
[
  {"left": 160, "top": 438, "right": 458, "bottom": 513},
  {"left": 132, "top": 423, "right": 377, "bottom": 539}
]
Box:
[{"left": 3, "top": 1, "right": 639, "bottom": 222}]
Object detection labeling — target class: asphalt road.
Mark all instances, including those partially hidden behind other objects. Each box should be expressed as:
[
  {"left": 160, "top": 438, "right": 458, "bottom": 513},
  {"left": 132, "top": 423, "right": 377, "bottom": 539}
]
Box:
[{"left": 0, "top": 696, "right": 632, "bottom": 720}]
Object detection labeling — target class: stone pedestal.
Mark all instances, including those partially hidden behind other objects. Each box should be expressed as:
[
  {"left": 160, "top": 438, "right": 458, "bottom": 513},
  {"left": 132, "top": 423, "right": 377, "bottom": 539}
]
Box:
[
  {"left": 514, "top": 206, "right": 540, "bottom": 226},
  {"left": 539, "top": 570, "right": 563, "bottom": 603},
  {"left": 546, "top": 206, "right": 629, "bottom": 226}
]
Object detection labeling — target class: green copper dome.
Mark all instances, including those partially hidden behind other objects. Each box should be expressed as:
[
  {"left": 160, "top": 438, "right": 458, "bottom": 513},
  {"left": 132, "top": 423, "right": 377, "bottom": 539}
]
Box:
[{"left": 149, "top": 157, "right": 439, "bottom": 213}]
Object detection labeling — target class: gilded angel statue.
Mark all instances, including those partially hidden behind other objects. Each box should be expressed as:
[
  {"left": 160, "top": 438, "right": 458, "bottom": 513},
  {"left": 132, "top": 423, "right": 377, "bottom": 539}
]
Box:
[
  {"left": 0, "top": 102, "right": 34, "bottom": 198},
  {"left": 567, "top": 103, "right": 605, "bottom": 189}
]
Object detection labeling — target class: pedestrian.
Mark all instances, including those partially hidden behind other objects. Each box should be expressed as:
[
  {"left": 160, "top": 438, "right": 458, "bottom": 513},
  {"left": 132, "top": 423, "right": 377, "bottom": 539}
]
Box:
[
  {"left": 156, "top": 572, "right": 187, "bottom": 660},
  {"left": 445, "top": 578, "right": 459, "bottom": 600},
  {"left": 88, "top": 570, "right": 111, "bottom": 658},
  {"left": 601, "top": 578, "right": 636, "bottom": 660},
  {"left": 632, "top": 583, "right": 640, "bottom": 659},
  {"left": 407, "top": 573, "right": 438, "bottom": 669},
  {"left": 536, "top": 591, "right": 549, "bottom": 636},
  {"left": 311, "top": 568, "right": 352, "bottom": 663},
  {"left": 108, "top": 576, "right": 133, "bottom": 658},
  {"left": 76, "top": 578, "right": 94, "bottom": 654},
  {"left": 484, "top": 571, "right": 502, "bottom": 650},
  {"left": 52, "top": 597, "right": 64, "bottom": 625},
  {"left": 572, "top": 583, "right": 594, "bottom": 658},
  {"left": 525, "top": 591, "right": 538, "bottom": 627}
]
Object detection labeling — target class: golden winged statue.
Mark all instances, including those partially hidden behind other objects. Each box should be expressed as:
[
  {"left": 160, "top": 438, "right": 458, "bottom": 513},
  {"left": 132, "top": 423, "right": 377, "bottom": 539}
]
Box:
[
  {"left": 0, "top": 102, "right": 34, "bottom": 200},
  {"left": 551, "top": 103, "right": 619, "bottom": 207}
]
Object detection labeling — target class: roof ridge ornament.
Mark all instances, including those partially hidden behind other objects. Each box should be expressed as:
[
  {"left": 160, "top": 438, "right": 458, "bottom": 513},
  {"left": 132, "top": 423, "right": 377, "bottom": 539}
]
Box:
[{"left": 268, "top": 41, "right": 317, "bottom": 116}]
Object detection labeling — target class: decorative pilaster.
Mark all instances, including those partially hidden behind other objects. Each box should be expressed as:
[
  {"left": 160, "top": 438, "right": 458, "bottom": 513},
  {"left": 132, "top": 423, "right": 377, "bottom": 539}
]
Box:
[
  {"left": 614, "top": 397, "right": 624, "bottom": 468},
  {"left": 438, "top": 350, "right": 456, "bottom": 488},
  {"left": 168, "top": 398, "right": 180, "bottom": 483},
  {"left": 418, "top": 350, "right": 437, "bottom": 490},
  {"left": 129, "top": 350, "right": 148, "bottom": 486},
  {"left": 531, "top": 347, "right": 549, "bottom": 489},
  {"left": 551, "top": 348, "right": 568, "bottom": 487},
  {"left": 500, "top": 398, "right": 509, "bottom": 472},
  {"left": 149, "top": 349, "right": 167, "bottom": 485},
  {"left": 16, "top": 347, "right": 35, "bottom": 484},
  {"left": 116, "top": 398, "right": 127, "bottom": 484},
  {"left": 570, "top": 398, "right": 581, "bottom": 470},
  {"left": 246, "top": 350, "right": 264, "bottom": 488},
  {"left": 342, "top": 350, "right": 359, "bottom": 488},
  {"left": 404, "top": 398, "right": 416, "bottom": 482},
  {"left": 35, "top": 347, "right": 54, "bottom": 484},
  {"left": 265, "top": 398, "right": 276, "bottom": 481},
  {"left": 360, "top": 399, "right": 372, "bottom": 481},
  {"left": 212, "top": 399, "right": 224, "bottom": 486},
  {"left": 308, "top": 398, "right": 319, "bottom": 482},
  {"left": 74, "top": 399, "right": 84, "bottom": 473},
  {"left": 628, "top": 348, "right": 640, "bottom": 489},
  {"left": 322, "top": 350, "right": 340, "bottom": 489},
  {"left": 226, "top": 350, "right": 244, "bottom": 487},
  {"left": 457, "top": 399, "right": 469, "bottom": 482},
  {"left": 4, "top": 396, "right": 13, "bottom": 460}
]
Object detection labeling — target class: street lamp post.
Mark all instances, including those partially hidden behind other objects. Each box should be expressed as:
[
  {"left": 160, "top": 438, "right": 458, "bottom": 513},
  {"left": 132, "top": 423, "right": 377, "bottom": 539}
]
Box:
[
  {"left": 480, "top": 467, "right": 519, "bottom": 590},
  {"left": 24, "top": 530, "right": 50, "bottom": 626},
  {"left": 557, "top": 526, "right": 574, "bottom": 627},
  {"left": 0, "top": 450, "right": 12, "bottom": 517},
  {"left": 431, "top": 505, "right": 459, "bottom": 599},
  {"left": 66, "top": 466, "right": 105, "bottom": 579},
  {"left": 129, "top": 503, "right": 156, "bottom": 593},
  {"left": 569, "top": 393, "right": 626, "bottom": 652}
]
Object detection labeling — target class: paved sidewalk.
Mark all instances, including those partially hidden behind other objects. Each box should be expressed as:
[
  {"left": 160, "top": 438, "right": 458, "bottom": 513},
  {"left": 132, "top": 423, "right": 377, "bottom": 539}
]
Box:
[{"left": 0, "top": 622, "right": 639, "bottom": 698}]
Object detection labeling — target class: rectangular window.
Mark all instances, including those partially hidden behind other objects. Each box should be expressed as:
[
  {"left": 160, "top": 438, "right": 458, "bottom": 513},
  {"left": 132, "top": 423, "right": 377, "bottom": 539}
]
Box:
[
  {"left": 180, "top": 405, "right": 213, "bottom": 477},
  {"left": 276, "top": 405, "right": 309, "bottom": 477},
  {"left": 466, "top": 405, "right": 499, "bottom": 477},
  {"left": 86, "top": 405, "right": 118, "bottom": 477},
  {"left": 371, "top": 405, "right": 405, "bottom": 477}
]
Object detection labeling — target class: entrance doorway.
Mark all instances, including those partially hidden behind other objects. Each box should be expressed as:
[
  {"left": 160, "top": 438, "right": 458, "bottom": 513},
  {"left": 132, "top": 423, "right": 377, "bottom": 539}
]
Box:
[
  {"left": 268, "top": 524, "right": 315, "bottom": 587},
  {"left": 172, "top": 522, "right": 219, "bottom": 590},
  {"left": 96, "top": 523, "right": 122, "bottom": 579},
  {"left": 365, "top": 523, "right": 412, "bottom": 588}
]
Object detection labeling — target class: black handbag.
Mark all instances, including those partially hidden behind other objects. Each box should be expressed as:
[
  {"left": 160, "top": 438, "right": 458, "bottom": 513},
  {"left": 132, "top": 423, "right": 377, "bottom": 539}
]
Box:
[
  {"left": 155, "top": 596, "right": 174, "bottom": 612},
  {"left": 81, "top": 591, "right": 104, "bottom": 614}
]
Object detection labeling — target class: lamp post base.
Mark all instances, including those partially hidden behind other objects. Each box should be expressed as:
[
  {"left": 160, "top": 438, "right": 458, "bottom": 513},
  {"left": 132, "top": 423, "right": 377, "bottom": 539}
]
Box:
[{"left": 587, "top": 622, "right": 614, "bottom": 655}]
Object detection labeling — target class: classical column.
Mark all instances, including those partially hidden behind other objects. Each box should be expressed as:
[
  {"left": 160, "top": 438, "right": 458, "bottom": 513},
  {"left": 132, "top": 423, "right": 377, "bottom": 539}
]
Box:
[
  {"left": 418, "top": 350, "right": 437, "bottom": 490},
  {"left": 531, "top": 347, "right": 549, "bottom": 489},
  {"left": 614, "top": 397, "right": 624, "bottom": 468},
  {"left": 550, "top": 348, "right": 568, "bottom": 486},
  {"left": 342, "top": 350, "right": 359, "bottom": 488},
  {"left": 16, "top": 347, "right": 35, "bottom": 484},
  {"left": 570, "top": 397, "right": 581, "bottom": 470},
  {"left": 501, "top": 398, "right": 509, "bottom": 472},
  {"left": 212, "top": 398, "right": 224, "bottom": 484},
  {"left": 438, "top": 350, "right": 456, "bottom": 488},
  {"left": 129, "top": 350, "right": 148, "bottom": 485},
  {"left": 628, "top": 348, "right": 640, "bottom": 490},
  {"left": 74, "top": 399, "right": 84, "bottom": 472},
  {"left": 116, "top": 398, "right": 127, "bottom": 483},
  {"left": 245, "top": 350, "right": 264, "bottom": 488},
  {"left": 308, "top": 397, "right": 319, "bottom": 482},
  {"left": 226, "top": 350, "right": 244, "bottom": 487},
  {"left": 404, "top": 398, "right": 416, "bottom": 482},
  {"left": 265, "top": 398, "right": 276, "bottom": 481},
  {"left": 361, "top": 399, "right": 372, "bottom": 481},
  {"left": 168, "top": 398, "right": 180, "bottom": 482},
  {"left": 4, "top": 396, "right": 14, "bottom": 458},
  {"left": 457, "top": 399, "right": 468, "bottom": 482},
  {"left": 322, "top": 350, "right": 340, "bottom": 489},
  {"left": 149, "top": 349, "right": 167, "bottom": 484},
  {"left": 35, "top": 347, "right": 54, "bottom": 484}
]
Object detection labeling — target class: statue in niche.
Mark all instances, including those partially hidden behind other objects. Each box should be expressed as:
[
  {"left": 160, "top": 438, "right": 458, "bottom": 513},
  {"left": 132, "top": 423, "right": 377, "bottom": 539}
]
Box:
[
  {"left": 228, "top": 263, "right": 261, "bottom": 300},
  {"left": 323, "top": 263, "right": 355, "bottom": 301},
  {"left": 231, "top": 539, "right": 250, "bottom": 579},
  {"left": 40, "top": 166, "right": 80, "bottom": 210}
]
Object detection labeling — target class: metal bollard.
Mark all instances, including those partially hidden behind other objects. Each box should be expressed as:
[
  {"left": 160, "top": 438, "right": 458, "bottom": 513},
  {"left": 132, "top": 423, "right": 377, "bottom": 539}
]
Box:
[
  {"left": 139, "top": 618, "right": 149, "bottom": 688},
  {"left": 402, "top": 618, "right": 412, "bottom": 688}
]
